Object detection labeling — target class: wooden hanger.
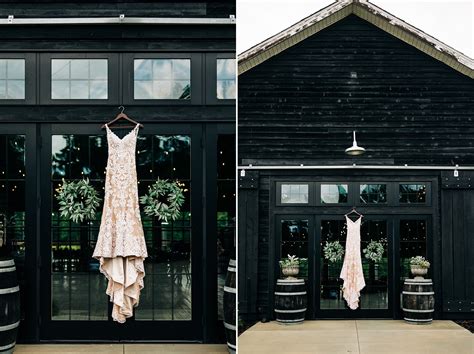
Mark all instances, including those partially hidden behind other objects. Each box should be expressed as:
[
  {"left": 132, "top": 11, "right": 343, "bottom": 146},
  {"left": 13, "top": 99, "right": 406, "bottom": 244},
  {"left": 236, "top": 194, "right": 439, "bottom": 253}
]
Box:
[
  {"left": 102, "top": 106, "right": 144, "bottom": 130},
  {"left": 345, "top": 207, "right": 363, "bottom": 218}
]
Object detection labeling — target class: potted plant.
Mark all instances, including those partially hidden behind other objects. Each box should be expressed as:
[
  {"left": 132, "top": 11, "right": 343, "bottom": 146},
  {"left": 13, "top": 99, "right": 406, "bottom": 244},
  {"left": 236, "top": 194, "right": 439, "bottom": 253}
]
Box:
[
  {"left": 410, "top": 256, "right": 430, "bottom": 279},
  {"left": 279, "top": 255, "right": 299, "bottom": 278}
]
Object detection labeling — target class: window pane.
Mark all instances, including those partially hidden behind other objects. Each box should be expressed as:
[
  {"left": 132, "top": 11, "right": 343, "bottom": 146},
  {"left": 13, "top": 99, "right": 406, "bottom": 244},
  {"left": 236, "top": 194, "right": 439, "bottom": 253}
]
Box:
[
  {"left": 400, "top": 220, "right": 427, "bottom": 282},
  {"left": 0, "top": 59, "right": 25, "bottom": 99},
  {"left": 51, "top": 59, "right": 108, "bottom": 100},
  {"left": 321, "top": 184, "right": 348, "bottom": 204},
  {"left": 217, "top": 59, "right": 236, "bottom": 99},
  {"left": 217, "top": 135, "right": 236, "bottom": 320},
  {"left": 360, "top": 184, "right": 387, "bottom": 204},
  {"left": 134, "top": 59, "right": 191, "bottom": 100},
  {"left": 399, "top": 184, "right": 427, "bottom": 203},
  {"left": 281, "top": 219, "right": 308, "bottom": 278},
  {"left": 281, "top": 183, "right": 309, "bottom": 204}
]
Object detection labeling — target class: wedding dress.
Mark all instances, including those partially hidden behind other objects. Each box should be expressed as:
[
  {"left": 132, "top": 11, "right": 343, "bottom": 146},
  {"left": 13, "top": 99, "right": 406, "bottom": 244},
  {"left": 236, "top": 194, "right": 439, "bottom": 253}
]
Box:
[
  {"left": 93, "top": 124, "right": 148, "bottom": 323},
  {"left": 339, "top": 215, "right": 365, "bottom": 310}
]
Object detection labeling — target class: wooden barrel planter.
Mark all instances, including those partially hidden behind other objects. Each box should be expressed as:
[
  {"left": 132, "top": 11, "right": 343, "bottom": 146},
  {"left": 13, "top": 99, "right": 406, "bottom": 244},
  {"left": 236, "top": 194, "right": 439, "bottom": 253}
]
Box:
[
  {"left": 223, "top": 259, "right": 236, "bottom": 354},
  {"left": 0, "top": 258, "right": 20, "bottom": 353},
  {"left": 402, "top": 278, "right": 435, "bottom": 324},
  {"left": 274, "top": 278, "right": 307, "bottom": 324}
]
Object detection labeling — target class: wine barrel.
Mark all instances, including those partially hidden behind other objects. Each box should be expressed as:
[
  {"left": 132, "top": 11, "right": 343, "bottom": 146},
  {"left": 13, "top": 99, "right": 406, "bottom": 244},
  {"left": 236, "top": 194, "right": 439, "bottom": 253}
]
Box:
[
  {"left": 0, "top": 258, "right": 20, "bottom": 353},
  {"left": 223, "top": 259, "right": 236, "bottom": 354},
  {"left": 274, "top": 278, "right": 307, "bottom": 324},
  {"left": 402, "top": 278, "right": 434, "bottom": 324}
]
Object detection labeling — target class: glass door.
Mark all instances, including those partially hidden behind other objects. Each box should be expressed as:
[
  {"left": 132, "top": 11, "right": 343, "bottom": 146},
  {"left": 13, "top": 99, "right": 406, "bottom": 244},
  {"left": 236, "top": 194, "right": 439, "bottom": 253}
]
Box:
[
  {"left": 315, "top": 215, "right": 393, "bottom": 318},
  {"left": 39, "top": 123, "right": 204, "bottom": 341},
  {"left": 0, "top": 124, "right": 37, "bottom": 342}
]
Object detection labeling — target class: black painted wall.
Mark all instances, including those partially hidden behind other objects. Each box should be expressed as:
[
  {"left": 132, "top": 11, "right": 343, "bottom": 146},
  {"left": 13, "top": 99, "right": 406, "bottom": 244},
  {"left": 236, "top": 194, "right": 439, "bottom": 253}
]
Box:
[
  {"left": 238, "top": 15, "right": 474, "bottom": 166},
  {"left": 0, "top": 0, "right": 235, "bottom": 18}
]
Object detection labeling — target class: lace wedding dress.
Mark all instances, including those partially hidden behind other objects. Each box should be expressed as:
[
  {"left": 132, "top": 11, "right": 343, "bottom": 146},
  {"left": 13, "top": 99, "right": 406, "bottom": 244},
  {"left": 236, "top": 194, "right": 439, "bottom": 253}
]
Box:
[
  {"left": 340, "top": 215, "right": 365, "bottom": 310},
  {"left": 93, "top": 124, "right": 148, "bottom": 323}
]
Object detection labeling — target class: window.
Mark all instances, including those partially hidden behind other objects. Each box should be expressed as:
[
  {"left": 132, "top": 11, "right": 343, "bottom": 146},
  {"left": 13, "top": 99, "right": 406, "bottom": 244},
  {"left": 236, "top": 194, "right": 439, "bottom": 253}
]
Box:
[
  {"left": 321, "top": 184, "right": 348, "bottom": 204},
  {"left": 399, "top": 184, "right": 427, "bottom": 203},
  {"left": 0, "top": 59, "right": 25, "bottom": 99},
  {"left": 216, "top": 59, "right": 236, "bottom": 99},
  {"left": 281, "top": 219, "right": 308, "bottom": 278},
  {"left": 360, "top": 184, "right": 387, "bottom": 204},
  {"left": 51, "top": 59, "right": 108, "bottom": 100},
  {"left": 400, "top": 220, "right": 427, "bottom": 281},
  {"left": 281, "top": 183, "right": 309, "bottom": 204},
  {"left": 134, "top": 59, "right": 191, "bottom": 100}
]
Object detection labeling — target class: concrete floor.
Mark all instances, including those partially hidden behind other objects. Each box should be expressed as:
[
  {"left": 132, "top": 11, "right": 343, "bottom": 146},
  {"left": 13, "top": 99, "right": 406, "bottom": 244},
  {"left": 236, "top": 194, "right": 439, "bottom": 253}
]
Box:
[
  {"left": 14, "top": 344, "right": 227, "bottom": 354},
  {"left": 239, "top": 320, "right": 473, "bottom": 354}
]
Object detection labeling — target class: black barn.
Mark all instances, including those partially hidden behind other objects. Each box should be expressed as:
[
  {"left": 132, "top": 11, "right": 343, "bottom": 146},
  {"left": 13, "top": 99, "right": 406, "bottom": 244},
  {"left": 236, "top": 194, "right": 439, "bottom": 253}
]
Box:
[
  {"left": 238, "top": 0, "right": 474, "bottom": 325},
  {"left": 0, "top": 0, "right": 236, "bottom": 344}
]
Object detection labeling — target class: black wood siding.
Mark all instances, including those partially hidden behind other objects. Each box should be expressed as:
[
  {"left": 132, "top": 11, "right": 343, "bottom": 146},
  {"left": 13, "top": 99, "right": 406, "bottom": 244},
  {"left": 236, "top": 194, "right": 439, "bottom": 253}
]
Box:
[
  {"left": 0, "top": 1, "right": 235, "bottom": 18},
  {"left": 238, "top": 15, "right": 474, "bottom": 166}
]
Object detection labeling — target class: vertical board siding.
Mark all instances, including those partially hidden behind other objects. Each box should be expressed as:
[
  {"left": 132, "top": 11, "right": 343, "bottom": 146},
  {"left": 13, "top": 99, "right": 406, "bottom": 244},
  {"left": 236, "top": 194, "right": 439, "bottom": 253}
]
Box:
[
  {"left": 441, "top": 189, "right": 474, "bottom": 312},
  {"left": 238, "top": 15, "right": 474, "bottom": 166}
]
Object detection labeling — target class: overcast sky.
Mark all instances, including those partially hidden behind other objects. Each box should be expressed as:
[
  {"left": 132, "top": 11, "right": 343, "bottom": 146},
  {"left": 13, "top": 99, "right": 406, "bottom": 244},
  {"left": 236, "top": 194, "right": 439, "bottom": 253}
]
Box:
[{"left": 237, "top": 0, "right": 474, "bottom": 58}]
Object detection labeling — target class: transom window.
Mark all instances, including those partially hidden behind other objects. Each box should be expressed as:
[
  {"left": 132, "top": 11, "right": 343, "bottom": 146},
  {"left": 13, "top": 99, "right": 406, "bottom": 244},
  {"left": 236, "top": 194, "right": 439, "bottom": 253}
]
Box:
[
  {"left": 216, "top": 59, "right": 236, "bottom": 99},
  {"left": 134, "top": 59, "right": 191, "bottom": 100},
  {"left": 360, "top": 184, "right": 387, "bottom": 204},
  {"left": 321, "top": 184, "right": 348, "bottom": 204},
  {"left": 51, "top": 59, "right": 108, "bottom": 100},
  {"left": 281, "top": 183, "right": 309, "bottom": 204},
  {"left": 399, "top": 184, "right": 426, "bottom": 203},
  {"left": 276, "top": 181, "right": 431, "bottom": 206},
  {"left": 0, "top": 59, "right": 25, "bottom": 99}
]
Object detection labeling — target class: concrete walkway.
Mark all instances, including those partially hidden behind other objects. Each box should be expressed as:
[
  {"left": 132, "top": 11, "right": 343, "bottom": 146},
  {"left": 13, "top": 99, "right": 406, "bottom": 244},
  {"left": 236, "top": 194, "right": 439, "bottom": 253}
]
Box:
[
  {"left": 239, "top": 320, "right": 473, "bottom": 354},
  {"left": 14, "top": 344, "right": 227, "bottom": 353}
]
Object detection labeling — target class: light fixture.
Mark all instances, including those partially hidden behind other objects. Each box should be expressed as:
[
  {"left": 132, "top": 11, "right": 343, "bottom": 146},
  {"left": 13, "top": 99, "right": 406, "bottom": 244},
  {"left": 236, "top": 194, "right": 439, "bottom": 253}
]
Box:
[{"left": 345, "top": 131, "right": 366, "bottom": 156}]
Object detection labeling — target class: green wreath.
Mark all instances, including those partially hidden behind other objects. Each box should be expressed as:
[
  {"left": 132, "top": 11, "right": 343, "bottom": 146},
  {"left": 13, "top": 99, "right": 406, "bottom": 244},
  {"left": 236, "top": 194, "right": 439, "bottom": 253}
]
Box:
[
  {"left": 57, "top": 178, "right": 102, "bottom": 223},
  {"left": 140, "top": 179, "right": 185, "bottom": 222},
  {"left": 323, "top": 240, "right": 345, "bottom": 263}
]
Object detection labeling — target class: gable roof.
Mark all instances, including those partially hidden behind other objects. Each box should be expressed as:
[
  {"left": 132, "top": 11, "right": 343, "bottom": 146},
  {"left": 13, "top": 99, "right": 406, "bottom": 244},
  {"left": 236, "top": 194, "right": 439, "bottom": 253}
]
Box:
[{"left": 238, "top": 0, "right": 474, "bottom": 78}]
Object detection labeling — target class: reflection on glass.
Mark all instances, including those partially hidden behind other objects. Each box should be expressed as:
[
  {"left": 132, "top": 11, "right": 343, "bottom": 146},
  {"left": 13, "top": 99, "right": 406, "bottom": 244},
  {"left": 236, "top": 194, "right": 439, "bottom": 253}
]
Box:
[
  {"left": 51, "top": 133, "right": 192, "bottom": 321},
  {"left": 0, "top": 59, "right": 25, "bottom": 99},
  {"left": 320, "top": 219, "right": 388, "bottom": 310},
  {"left": 0, "top": 135, "right": 26, "bottom": 324},
  {"left": 281, "top": 184, "right": 309, "bottom": 204},
  {"left": 360, "top": 184, "right": 387, "bottom": 204},
  {"left": 360, "top": 220, "right": 388, "bottom": 309},
  {"left": 399, "top": 184, "right": 427, "bottom": 203},
  {"left": 281, "top": 220, "right": 308, "bottom": 278},
  {"left": 217, "top": 135, "right": 236, "bottom": 320},
  {"left": 321, "top": 184, "right": 348, "bottom": 204},
  {"left": 320, "top": 220, "right": 345, "bottom": 309},
  {"left": 217, "top": 59, "right": 236, "bottom": 99},
  {"left": 134, "top": 59, "right": 191, "bottom": 100},
  {"left": 400, "top": 220, "right": 427, "bottom": 282},
  {"left": 51, "top": 59, "right": 108, "bottom": 99}
]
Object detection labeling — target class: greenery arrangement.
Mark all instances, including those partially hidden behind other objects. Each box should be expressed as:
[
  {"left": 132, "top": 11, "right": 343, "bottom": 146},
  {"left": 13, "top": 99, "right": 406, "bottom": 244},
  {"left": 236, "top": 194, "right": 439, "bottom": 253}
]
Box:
[
  {"left": 363, "top": 240, "right": 385, "bottom": 263},
  {"left": 57, "top": 178, "right": 101, "bottom": 223},
  {"left": 410, "top": 255, "right": 430, "bottom": 268},
  {"left": 139, "top": 179, "right": 185, "bottom": 223},
  {"left": 279, "top": 254, "right": 299, "bottom": 268},
  {"left": 323, "top": 241, "right": 345, "bottom": 263}
]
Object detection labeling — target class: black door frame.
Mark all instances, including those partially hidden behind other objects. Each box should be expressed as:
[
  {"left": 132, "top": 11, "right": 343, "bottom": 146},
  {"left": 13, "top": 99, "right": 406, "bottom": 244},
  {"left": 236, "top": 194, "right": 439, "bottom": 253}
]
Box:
[
  {"left": 271, "top": 175, "right": 438, "bottom": 320},
  {"left": 0, "top": 124, "right": 38, "bottom": 343},
  {"left": 38, "top": 122, "right": 207, "bottom": 341}
]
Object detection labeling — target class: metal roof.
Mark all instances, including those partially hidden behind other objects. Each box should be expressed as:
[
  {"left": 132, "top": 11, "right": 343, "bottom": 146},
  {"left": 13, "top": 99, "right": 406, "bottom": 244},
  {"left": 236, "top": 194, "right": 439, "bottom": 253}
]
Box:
[{"left": 238, "top": 0, "right": 474, "bottom": 78}]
